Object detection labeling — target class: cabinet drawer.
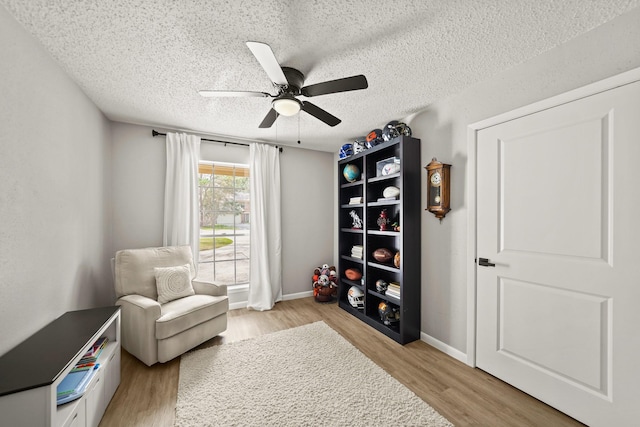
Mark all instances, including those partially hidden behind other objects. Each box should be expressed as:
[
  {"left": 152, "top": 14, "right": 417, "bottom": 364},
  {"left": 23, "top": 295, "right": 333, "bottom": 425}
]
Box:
[
  {"left": 104, "top": 348, "right": 121, "bottom": 404},
  {"left": 84, "top": 368, "right": 105, "bottom": 427},
  {"left": 61, "top": 400, "right": 86, "bottom": 427}
]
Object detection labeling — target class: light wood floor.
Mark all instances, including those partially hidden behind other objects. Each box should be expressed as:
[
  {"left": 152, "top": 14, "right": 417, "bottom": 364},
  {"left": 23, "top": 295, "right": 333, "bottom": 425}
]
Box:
[{"left": 99, "top": 297, "right": 584, "bottom": 426}]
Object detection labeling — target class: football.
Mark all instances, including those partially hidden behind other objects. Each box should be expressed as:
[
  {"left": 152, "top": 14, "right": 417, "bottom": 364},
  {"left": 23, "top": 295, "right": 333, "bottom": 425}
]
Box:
[
  {"left": 382, "top": 186, "right": 400, "bottom": 199},
  {"left": 381, "top": 162, "right": 400, "bottom": 176},
  {"left": 345, "top": 268, "right": 362, "bottom": 281},
  {"left": 372, "top": 248, "right": 393, "bottom": 263}
]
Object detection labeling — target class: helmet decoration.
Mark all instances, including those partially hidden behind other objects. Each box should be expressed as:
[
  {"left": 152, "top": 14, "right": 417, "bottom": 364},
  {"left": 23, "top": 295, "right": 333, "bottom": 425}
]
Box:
[
  {"left": 347, "top": 286, "right": 365, "bottom": 309},
  {"left": 339, "top": 143, "right": 353, "bottom": 159},
  {"left": 378, "top": 301, "right": 400, "bottom": 325},
  {"left": 365, "top": 129, "right": 383, "bottom": 148},
  {"left": 382, "top": 120, "right": 400, "bottom": 142},
  {"left": 375, "top": 279, "right": 388, "bottom": 293},
  {"left": 382, "top": 120, "right": 412, "bottom": 142},
  {"left": 396, "top": 122, "right": 412, "bottom": 137},
  {"left": 353, "top": 137, "right": 367, "bottom": 154}
]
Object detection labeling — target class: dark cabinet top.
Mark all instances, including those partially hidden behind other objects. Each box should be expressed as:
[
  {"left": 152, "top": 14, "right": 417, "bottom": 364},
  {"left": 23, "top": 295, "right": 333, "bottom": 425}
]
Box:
[{"left": 0, "top": 306, "right": 120, "bottom": 397}]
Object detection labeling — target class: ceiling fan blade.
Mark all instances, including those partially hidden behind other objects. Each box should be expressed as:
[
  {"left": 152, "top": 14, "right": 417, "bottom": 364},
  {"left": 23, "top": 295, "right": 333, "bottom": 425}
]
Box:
[
  {"left": 258, "top": 108, "right": 279, "bottom": 128},
  {"left": 301, "top": 75, "right": 368, "bottom": 97},
  {"left": 246, "top": 41, "right": 288, "bottom": 86},
  {"left": 301, "top": 101, "right": 341, "bottom": 127},
  {"left": 199, "top": 90, "right": 270, "bottom": 98}
]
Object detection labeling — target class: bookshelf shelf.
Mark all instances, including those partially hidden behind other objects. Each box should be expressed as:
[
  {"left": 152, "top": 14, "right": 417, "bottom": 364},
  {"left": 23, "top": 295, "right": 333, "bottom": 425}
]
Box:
[
  {"left": 341, "top": 255, "right": 364, "bottom": 264},
  {"left": 340, "top": 228, "right": 364, "bottom": 234}
]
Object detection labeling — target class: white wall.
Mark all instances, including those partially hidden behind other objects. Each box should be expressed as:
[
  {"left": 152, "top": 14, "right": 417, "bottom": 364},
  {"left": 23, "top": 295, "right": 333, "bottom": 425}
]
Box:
[
  {"left": 0, "top": 6, "right": 113, "bottom": 355},
  {"left": 279, "top": 144, "right": 334, "bottom": 296},
  {"left": 111, "top": 123, "right": 166, "bottom": 251},
  {"left": 408, "top": 7, "right": 640, "bottom": 357},
  {"left": 111, "top": 122, "right": 334, "bottom": 298}
]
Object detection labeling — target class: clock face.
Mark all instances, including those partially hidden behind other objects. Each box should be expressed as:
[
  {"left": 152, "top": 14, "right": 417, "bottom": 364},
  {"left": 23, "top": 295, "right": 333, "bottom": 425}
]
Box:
[{"left": 430, "top": 171, "right": 441, "bottom": 186}]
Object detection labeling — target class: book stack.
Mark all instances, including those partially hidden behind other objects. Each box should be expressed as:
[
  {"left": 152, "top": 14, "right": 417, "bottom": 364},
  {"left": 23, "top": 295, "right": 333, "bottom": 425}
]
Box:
[
  {"left": 75, "top": 336, "right": 108, "bottom": 368},
  {"left": 56, "top": 336, "right": 108, "bottom": 405},
  {"left": 351, "top": 245, "right": 363, "bottom": 259},
  {"left": 386, "top": 282, "right": 401, "bottom": 299}
]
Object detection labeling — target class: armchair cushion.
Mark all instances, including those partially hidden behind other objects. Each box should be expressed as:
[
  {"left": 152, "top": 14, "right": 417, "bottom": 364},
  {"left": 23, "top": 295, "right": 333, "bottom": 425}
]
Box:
[
  {"left": 154, "top": 263, "right": 195, "bottom": 303},
  {"left": 156, "top": 294, "right": 229, "bottom": 340},
  {"left": 115, "top": 246, "right": 195, "bottom": 300}
]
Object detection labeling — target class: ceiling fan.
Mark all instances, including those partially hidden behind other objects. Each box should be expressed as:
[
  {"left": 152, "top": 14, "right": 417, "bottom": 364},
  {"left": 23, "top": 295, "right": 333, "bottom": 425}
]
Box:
[{"left": 199, "top": 41, "right": 368, "bottom": 128}]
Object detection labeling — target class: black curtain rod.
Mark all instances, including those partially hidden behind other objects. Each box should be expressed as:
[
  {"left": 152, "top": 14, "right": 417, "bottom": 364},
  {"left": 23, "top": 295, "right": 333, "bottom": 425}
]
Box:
[{"left": 152, "top": 130, "right": 283, "bottom": 153}]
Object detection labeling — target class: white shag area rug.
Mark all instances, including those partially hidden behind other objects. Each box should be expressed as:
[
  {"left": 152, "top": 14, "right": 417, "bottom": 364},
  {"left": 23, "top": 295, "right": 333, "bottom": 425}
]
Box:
[{"left": 175, "top": 321, "right": 453, "bottom": 427}]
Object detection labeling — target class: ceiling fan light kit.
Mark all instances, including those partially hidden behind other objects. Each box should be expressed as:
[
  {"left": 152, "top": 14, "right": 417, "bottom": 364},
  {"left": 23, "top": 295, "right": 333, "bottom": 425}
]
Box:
[
  {"left": 272, "top": 96, "right": 301, "bottom": 116},
  {"left": 199, "top": 41, "right": 368, "bottom": 128}
]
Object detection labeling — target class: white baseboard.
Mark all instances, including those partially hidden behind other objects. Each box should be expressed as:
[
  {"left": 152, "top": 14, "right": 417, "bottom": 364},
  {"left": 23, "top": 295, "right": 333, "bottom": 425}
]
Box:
[
  {"left": 229, "top": 290, "right": 313, "bottom": 310},
  {"left": 420, "top": 331, "right": 469, "bottom": 365},
  {"left": 282, "top": 290, "right": 313, "bottom": 301},
  {"left": 229, "top": 301, "right": 248, "bottom": 310}
]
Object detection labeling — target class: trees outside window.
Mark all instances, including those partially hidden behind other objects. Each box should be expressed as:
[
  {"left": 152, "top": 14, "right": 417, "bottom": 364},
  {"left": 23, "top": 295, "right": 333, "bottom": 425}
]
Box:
[{"left": 197, "top": 162, "right": 250, "bottom": 286}]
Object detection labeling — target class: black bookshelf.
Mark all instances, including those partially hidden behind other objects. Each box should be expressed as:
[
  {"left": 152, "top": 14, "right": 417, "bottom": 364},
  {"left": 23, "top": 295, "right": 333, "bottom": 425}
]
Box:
[{"left": 337, "top": 136, "right": 421, "bottom": 344}]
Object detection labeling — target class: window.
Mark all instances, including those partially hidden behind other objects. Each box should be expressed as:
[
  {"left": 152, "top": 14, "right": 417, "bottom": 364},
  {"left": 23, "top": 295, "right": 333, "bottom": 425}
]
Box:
[{"left": 197, "top": 162, "right": 250, "bottom": 286}]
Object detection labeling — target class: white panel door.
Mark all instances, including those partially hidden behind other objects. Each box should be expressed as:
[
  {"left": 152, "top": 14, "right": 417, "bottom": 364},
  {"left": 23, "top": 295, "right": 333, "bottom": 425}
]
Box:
[{"left": 476, "top": 80, "right": 640, "bottom": 426}]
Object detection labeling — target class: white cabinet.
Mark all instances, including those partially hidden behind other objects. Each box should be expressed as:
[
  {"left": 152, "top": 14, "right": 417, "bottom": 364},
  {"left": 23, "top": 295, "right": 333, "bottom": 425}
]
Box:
[{"left": 0, "top": 307, "right": 121, "bottom": 427}]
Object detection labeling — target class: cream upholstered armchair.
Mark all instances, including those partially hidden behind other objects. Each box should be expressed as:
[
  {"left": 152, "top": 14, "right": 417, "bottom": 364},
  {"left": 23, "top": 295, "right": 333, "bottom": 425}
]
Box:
[{"left": 114, "top": 245, "right": 228, "bottom": 366}]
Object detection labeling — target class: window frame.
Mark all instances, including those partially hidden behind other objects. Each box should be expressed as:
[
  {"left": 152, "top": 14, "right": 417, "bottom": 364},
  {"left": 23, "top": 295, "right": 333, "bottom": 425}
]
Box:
[{"left": 197, "top": 161, "right": 250, "bottom": 286}]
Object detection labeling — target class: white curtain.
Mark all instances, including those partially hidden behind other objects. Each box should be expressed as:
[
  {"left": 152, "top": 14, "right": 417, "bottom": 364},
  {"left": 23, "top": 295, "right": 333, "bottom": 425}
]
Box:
[
  {"left": 247, "top": 143, "right": 282, "bottom": 311},
  {"left": 163, "top": 132, "right": 201, "bottom": 266}
]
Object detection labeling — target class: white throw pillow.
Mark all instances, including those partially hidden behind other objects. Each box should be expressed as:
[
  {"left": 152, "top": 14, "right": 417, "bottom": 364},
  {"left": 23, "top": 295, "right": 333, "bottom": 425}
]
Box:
[{"left": 154, "top": 264, "right": 195, "bottom": 303}]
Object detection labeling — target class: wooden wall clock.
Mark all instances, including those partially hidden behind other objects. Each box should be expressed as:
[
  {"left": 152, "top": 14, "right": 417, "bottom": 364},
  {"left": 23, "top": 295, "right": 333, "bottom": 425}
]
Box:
[{"left": 425, "top": 158, "right": 451, "bottom": 220}]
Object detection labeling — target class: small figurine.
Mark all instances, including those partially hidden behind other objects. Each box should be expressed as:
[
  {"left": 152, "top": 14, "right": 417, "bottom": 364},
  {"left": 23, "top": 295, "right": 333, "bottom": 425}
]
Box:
[
  {"left": 377, "top": 209, "right": 390, "bottom": 231},
  {"left": 392, "top": 213, "right": 400, "bottom": 231},
  {"left": 349, "top": 210, "right": 363, "bottom": 229}
]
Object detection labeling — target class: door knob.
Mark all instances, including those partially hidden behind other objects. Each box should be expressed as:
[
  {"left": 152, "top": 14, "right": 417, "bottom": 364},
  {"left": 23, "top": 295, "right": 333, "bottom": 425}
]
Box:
[{"left": 478, "top": 257, "right": 496, "bottom": 267}]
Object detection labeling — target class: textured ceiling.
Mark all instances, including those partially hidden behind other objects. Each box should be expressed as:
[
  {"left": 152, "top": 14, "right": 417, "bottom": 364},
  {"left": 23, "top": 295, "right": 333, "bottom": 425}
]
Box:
[{"left": 2, "top": 0, "right": 638, "bottom": 152}]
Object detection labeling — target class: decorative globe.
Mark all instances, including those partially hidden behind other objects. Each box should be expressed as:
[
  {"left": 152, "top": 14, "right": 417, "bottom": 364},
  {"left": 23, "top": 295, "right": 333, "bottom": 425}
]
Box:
[{"left": 343, "top": 164, "right": 360, "bottom": 183}]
